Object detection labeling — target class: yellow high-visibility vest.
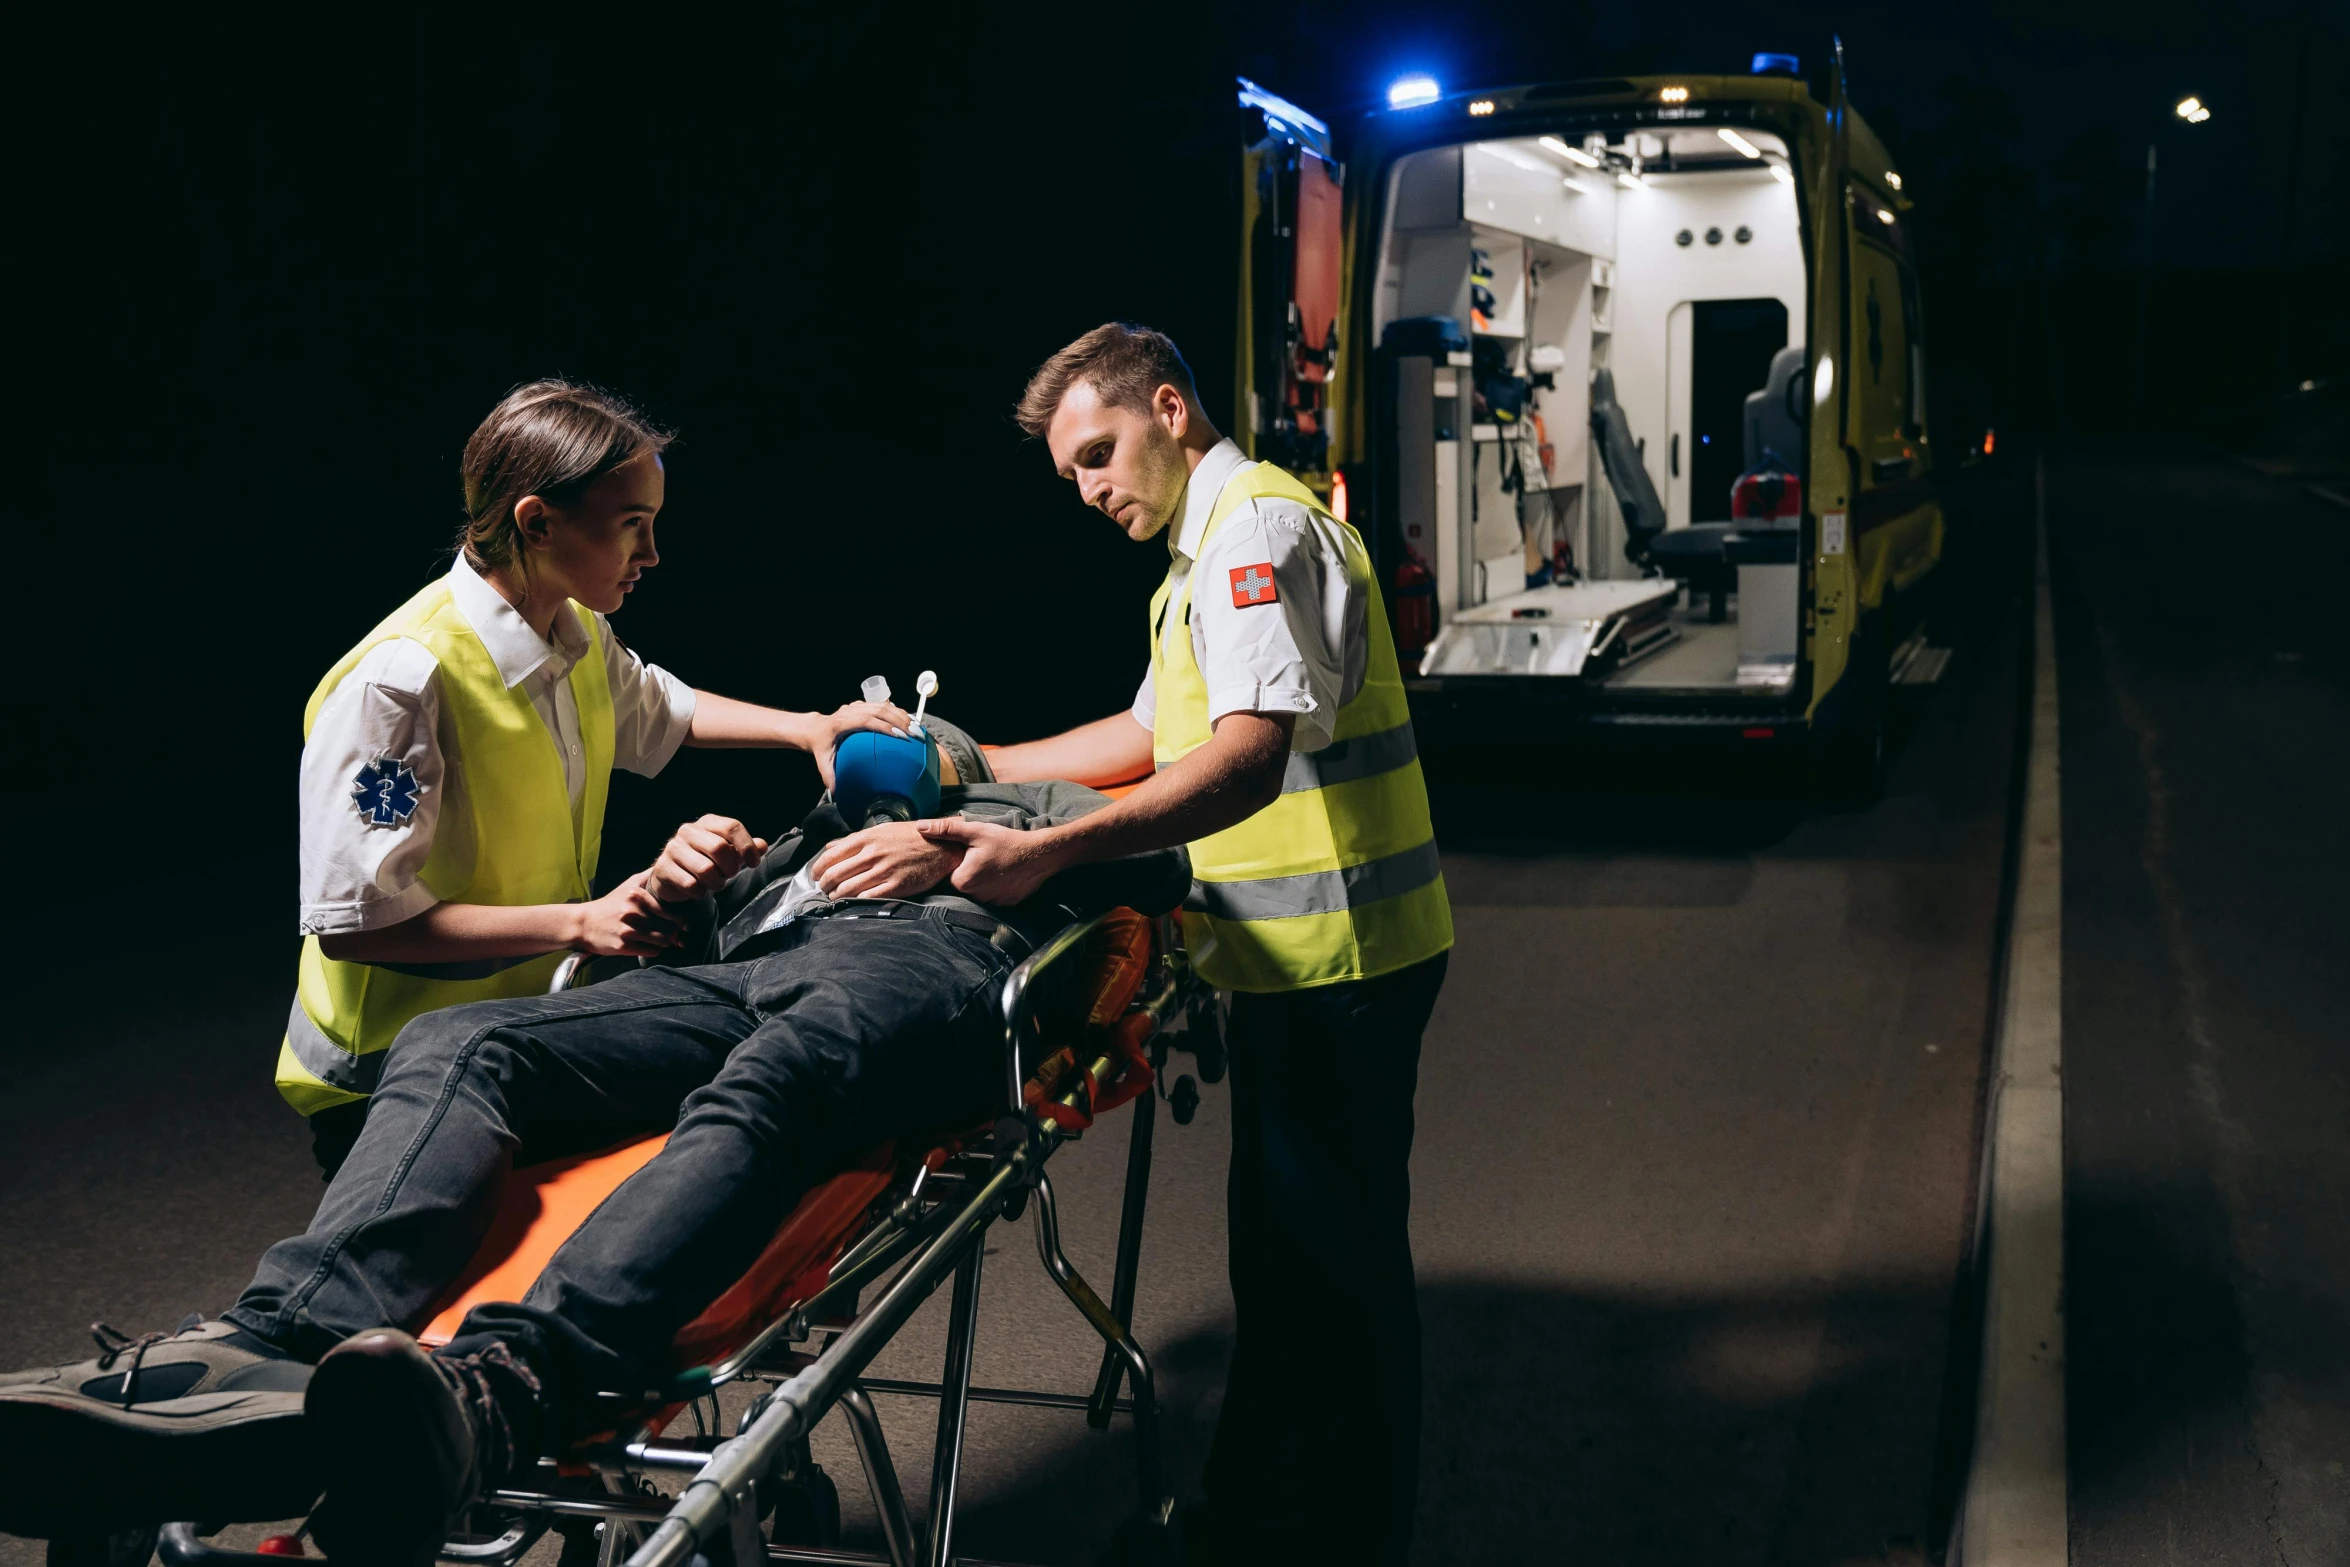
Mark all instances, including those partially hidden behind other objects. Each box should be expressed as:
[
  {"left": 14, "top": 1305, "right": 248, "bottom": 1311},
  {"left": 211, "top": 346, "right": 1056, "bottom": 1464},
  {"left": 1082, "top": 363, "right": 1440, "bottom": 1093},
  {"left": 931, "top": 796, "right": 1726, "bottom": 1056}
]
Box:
[
  {"left": 276, "top": 581, "right": 614, "bottom": 1115},
  {"left": 1150, "top": 461, "right": 1452, "bottom": 992}
]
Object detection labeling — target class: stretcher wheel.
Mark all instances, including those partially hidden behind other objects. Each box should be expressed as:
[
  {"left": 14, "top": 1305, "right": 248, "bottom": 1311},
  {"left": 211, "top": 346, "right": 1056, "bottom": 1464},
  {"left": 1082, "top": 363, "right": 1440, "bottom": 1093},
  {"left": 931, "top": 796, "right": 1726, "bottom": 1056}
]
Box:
[
  {"left": 764, "top": 1464, "right": 840, "bottom": 1549},
  {"left": 1170, "top": 1074, "right": 1200, "bottom": 1126},
  {"left": 46, "top": 1525, "right": 160, "bottom": 1567}
]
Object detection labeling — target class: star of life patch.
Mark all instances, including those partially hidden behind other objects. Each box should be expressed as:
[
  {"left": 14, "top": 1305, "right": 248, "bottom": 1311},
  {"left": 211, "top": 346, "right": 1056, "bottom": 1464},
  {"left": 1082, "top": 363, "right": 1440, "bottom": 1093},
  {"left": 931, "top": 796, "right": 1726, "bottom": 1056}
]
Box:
[
  {"left": 1229, "top": 563, "right": 1279, "bottom": 608},
  {"left": 351, "top": 757, "right": 422, "bottom": 828}
]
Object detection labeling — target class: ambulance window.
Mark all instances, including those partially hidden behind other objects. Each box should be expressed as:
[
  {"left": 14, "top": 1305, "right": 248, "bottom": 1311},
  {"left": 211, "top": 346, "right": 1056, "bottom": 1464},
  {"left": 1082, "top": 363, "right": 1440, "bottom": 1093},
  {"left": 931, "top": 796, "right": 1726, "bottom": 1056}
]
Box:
[{"left": 1850, "top": 185, "right": 1909, "bottom": 256}]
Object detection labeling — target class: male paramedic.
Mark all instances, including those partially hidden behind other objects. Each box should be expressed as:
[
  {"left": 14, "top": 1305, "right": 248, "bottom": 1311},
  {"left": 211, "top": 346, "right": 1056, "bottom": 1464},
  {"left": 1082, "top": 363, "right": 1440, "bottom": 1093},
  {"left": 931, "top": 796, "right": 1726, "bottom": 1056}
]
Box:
[{"left": 922, "top": 322, "right": 1452, "bottom": 1565}]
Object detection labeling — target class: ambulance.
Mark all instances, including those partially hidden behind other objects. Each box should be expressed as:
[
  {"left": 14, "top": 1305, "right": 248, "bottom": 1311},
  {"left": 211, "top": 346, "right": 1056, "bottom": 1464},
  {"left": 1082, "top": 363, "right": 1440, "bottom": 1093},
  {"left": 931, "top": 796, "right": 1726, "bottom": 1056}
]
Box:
[{"left": 1234, "top": 51, "right": 1942, "bottom": 781}]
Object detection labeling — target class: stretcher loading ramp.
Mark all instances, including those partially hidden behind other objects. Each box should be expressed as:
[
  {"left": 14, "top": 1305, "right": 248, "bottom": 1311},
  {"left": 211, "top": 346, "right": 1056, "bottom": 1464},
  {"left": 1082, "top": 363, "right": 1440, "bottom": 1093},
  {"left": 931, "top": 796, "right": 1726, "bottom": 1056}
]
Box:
[{"left": 1418, "top": 580, "right": 1680, "bottom": 678}]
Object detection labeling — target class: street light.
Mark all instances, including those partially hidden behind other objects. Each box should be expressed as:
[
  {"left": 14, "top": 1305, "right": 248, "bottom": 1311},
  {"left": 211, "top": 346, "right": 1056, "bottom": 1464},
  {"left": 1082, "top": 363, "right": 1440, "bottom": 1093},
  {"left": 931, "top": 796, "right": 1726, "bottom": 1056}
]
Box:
[{"left": 2132, "top": 94, "right": 2214, "bottom": 431}]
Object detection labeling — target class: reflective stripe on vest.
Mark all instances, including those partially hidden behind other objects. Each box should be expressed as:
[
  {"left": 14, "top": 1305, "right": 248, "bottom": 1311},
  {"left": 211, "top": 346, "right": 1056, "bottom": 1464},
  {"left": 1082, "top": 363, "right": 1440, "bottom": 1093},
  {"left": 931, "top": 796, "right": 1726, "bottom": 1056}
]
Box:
[
  {"left": 276, "top": 583, "right": 613, "bottom": 1117},
  {"left": 1185, "top": 837, "right": 1443, "bottom": 921},
  {"left": 282, "top": 997, "right": 384, "bottom": 1097},
  {"left": 1278, "top": 720, "right": 1418, "bottom": 794},
  {"left": 1150, "top": 461, "right": 1453, "bottom": 992}
]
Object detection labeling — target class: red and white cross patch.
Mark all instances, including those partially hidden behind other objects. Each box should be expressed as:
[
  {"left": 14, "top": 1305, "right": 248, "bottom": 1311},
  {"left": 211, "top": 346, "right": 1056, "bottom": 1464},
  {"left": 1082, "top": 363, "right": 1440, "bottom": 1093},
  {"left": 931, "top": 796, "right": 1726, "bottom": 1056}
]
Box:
[{"left": 1228, "top": 563, "right": 1279, "bottom": 608}]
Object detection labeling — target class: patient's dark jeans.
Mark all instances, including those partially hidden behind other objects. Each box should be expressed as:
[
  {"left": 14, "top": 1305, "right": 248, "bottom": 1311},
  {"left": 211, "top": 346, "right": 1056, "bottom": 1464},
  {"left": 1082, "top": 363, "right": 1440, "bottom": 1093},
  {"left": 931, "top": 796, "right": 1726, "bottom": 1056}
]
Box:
[
  {"left": 225, "top": 910, "right": 1009, "bottom": 1434},
  {"left": 1203, "top": 951, "right": 1447, "bottom": 1567}
]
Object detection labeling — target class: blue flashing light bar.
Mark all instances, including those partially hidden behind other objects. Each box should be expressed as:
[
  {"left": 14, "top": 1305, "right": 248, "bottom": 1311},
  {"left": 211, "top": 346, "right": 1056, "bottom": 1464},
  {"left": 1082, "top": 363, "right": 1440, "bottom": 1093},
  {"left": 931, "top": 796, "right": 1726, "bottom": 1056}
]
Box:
[
  {"left": 1387, "top": 74, "right": 1441, "bottom": 109},
  {"left": 1751, "top": 52, "right": 1801, "bottom": 76}
]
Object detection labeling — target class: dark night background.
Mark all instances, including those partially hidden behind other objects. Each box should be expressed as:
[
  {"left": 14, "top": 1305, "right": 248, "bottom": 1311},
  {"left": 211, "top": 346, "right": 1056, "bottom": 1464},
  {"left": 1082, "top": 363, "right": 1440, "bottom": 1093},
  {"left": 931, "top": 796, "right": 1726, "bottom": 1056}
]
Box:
[{"left": 5, "top": 0, "right": 2343, "bottom": 908}]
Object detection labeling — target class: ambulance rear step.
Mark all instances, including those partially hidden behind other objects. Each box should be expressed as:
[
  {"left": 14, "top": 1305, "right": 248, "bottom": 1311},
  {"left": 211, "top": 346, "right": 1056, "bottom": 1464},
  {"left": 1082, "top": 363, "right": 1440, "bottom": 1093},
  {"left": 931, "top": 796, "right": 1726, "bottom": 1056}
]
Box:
[{"left": 1888, "top": 628, "right": 1954, "bottom": 686}]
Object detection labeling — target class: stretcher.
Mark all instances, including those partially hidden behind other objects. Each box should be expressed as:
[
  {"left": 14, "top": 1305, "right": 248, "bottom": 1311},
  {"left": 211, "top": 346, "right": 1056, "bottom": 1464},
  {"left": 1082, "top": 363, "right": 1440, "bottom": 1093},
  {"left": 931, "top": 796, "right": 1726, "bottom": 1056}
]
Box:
[{"left": 157, "top": 900, "right": 1223, "bottom": 1567}]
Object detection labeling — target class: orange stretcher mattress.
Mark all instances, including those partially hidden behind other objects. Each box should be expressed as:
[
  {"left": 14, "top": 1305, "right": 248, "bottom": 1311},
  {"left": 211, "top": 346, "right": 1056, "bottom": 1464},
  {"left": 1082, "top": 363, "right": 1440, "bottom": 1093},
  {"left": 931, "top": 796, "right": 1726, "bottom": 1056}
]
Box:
[
  {"left": 978, "top": 744, "right": 1149, "bottom": 802},
  {"left": 417, "top": 909, "right": 1161, "bottom": 1372}
]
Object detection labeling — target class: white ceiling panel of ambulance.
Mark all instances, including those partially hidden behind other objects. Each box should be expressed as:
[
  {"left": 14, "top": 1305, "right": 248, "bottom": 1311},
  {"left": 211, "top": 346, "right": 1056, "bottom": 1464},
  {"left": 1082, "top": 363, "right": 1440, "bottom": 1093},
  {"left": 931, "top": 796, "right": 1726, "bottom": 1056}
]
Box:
[{"left": 1454, "top": 126, "right": 1794, "bottom": 255}]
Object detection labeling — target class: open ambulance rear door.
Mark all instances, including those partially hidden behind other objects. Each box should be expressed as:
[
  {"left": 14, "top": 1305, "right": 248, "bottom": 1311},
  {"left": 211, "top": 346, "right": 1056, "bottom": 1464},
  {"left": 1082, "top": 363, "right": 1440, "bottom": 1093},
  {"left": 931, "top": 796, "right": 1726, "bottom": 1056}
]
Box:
[
  {"left": 1234, "top": 78, "right": 1344, "bottom": 494},
  {"left": 1804, "top": 39, "right": 1859, "bottom": 712}
]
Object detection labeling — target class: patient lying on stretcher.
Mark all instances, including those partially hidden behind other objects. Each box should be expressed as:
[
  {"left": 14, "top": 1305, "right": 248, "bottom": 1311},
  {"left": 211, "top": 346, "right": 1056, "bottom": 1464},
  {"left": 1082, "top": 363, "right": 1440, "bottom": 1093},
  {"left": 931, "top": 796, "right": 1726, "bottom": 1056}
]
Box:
[{"left": 0, "top": 718, "right": 1184, "bottom": 1567}]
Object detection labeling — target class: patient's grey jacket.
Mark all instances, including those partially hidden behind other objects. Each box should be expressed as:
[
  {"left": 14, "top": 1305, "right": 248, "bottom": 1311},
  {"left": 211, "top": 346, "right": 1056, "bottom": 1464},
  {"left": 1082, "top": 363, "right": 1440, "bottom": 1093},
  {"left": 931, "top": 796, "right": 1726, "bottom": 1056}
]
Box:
[{"left": 694, "top": 775, "right": 1191, "bottom": 968}]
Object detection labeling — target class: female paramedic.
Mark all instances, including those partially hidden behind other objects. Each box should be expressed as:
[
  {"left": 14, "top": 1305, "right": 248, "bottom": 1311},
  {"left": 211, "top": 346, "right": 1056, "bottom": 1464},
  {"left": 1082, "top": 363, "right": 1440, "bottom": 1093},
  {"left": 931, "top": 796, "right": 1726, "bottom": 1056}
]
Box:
[{"left": 284, "top": 379, "right": 911, "bottom": 1175}]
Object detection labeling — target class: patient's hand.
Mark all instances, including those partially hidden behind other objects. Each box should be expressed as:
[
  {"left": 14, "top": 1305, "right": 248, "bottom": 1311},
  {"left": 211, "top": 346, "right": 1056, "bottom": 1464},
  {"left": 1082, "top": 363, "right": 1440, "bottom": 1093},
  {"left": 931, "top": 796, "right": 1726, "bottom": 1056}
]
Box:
[
  {"left": 916, "top": 817, "right": 1062, "bottom": 906},
  {"left": 572, "top": 876, "right": 686, "bottom": 957},
  {"left": 648, "top": 815, "right": 769, "bottom": 903},
  {"left": 810, "top": 821, "right": 965, "bottom": 901}
]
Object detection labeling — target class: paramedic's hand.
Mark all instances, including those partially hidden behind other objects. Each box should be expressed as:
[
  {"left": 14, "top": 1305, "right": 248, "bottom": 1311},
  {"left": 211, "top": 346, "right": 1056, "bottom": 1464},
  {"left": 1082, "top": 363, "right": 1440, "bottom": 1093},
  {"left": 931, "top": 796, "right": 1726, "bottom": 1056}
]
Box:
[
  {"left": 647, "top": 815, "right": 769, "bottom": 904},
  {"left": 809, "top": 822, "right": 964, "bottom": 901},
  {"left": 917, "top": 818, "right": 1062, "bottom": 907},
  {"left": 571, "top": 875, "right": 685, "bottom": 957},
  {"left": 810, "top": 701, "right": 918, "bottom": 789}
]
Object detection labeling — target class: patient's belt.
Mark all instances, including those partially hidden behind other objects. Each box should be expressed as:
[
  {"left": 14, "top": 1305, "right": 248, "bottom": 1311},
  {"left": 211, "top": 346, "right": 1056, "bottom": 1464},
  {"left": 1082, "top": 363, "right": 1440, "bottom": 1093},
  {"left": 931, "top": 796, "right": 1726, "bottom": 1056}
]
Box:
[
  {"left": 830, "top": 900, "right": 1032, "bottom": 957},
  {"left": 721, "top": 872, "right": 1033, "bottom": 965}
]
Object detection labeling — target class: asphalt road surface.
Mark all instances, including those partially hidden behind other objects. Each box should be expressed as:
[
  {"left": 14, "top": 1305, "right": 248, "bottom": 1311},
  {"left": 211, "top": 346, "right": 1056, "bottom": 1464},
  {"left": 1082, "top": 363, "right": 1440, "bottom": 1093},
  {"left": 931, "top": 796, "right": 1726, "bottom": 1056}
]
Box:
[
  {"left": 1, "top": 463, "right": 2035, "bottom": 1566},
  {"left": 2058, "top": 448, "right": 2350, "bottom": 1565}
]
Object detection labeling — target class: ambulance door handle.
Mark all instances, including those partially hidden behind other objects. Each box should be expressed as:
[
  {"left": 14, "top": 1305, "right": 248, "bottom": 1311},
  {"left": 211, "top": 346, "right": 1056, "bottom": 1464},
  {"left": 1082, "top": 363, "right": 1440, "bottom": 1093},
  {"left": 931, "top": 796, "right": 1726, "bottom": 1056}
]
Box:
[{"left": 1670, "top": 433, "right": 1680, "bottom": 477}]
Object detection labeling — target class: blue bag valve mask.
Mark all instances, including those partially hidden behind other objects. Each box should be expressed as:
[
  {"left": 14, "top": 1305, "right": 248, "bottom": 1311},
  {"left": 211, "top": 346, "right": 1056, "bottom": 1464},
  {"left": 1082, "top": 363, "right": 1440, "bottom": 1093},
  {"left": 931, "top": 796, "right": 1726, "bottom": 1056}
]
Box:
[
  {"left": 833, "top": 729, "right": 940, "bottom": 828},
  {"left": 836, "top": 671, "right": 945, "bottom": 826}
]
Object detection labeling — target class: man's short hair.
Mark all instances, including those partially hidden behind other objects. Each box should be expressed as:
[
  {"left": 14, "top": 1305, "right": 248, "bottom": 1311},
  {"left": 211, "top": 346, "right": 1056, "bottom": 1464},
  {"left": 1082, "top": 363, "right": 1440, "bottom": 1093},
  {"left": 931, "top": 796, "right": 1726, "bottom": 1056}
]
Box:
[{"left": 1015, "top": 323, "right": 1199, "bottom": 439}]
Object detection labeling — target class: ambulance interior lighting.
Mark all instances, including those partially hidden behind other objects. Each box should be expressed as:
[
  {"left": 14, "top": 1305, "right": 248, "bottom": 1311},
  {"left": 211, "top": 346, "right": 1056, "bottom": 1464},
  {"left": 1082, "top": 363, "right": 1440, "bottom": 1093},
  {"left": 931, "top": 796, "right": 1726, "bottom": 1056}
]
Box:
[
  {"left": 1769, "top": 161, "right": 1793, "bottom": 185},
  {"left": 1659, "top": 85, "right": 1690, "bottom": 103},
  {"left": 1875, "top": 206, "right": 1896, "bottom": 225},
  {"left": 1885, "top": 171, "right": 1903, "bottom": 189},
  {"left": 1717, "top": 128, "right": 1763, "bottom": 159},
  {"left": 1468, "top": 99, "right": 1495, "bottom": 117},
  {"left": 1616, "top": 170, "right": 1645, "bottom": 190},
  {"left": 1540, "top": 136, "right": 1603, "bottom": 169},
  {"left": 1388, "top": 75, "right": 1441, "bottom": 109},
  {"left": 1813, "top": 355, "right": 1835, "bottom": 406},
  {"left": 2175, "top": 96, "right": 2211, "bottom": 124}
]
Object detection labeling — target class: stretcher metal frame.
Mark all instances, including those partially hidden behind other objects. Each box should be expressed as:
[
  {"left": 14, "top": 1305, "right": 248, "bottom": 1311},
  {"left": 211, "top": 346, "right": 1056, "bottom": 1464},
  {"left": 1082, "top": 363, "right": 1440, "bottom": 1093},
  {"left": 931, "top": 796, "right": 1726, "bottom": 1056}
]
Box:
[{"left": 157, "top": 908, "right": 1221, "bottom": 1567}]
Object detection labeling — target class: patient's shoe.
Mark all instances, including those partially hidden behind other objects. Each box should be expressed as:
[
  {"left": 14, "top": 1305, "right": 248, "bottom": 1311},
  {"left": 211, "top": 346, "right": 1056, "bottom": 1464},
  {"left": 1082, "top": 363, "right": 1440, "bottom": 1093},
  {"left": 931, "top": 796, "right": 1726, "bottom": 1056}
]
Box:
[
  {"left": 0, "top": 1316, "right": 316, "bottom": 1537},
  {"left": 306, "top": 1329, "right": 540, "bottom": 1567}
]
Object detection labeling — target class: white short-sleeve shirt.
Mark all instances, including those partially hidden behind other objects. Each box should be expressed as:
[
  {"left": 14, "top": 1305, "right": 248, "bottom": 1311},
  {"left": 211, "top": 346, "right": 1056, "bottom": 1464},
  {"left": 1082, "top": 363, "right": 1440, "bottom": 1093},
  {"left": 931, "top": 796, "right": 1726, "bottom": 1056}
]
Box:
[
  {"left": 1130, "top": 439, "right": 1366, "bottom": 754},
  {"left": 297, "top": 556, "right": 697, "bottom": 936}
]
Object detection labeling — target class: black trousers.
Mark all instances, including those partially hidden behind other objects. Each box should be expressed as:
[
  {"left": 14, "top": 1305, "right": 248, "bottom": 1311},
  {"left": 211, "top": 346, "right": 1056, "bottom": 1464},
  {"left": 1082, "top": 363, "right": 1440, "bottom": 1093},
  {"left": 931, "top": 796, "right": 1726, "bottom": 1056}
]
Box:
[
  {"left": 1202, "top": 950, "right": 1447, "bottom": 1567},
  {"left": 225, "top": 910, "right": 1010, "bottom": 1438}
]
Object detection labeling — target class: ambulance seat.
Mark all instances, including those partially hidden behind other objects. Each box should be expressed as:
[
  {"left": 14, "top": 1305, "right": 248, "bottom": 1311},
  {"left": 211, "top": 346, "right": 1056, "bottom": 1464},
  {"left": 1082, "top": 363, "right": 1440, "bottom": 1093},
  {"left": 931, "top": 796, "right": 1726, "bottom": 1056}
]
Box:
[
  {"left": 1591, "top": 364, "right": 1728, "bottom": 616},
  {"left": 1650, "top": 525, "right": 1735, "bottom": 622},
  {"left": 1591, "top": 367, "right": 1672, "bottom": 568},
  {"left": 1742, "top": 345, "right": 1808, "bottom": 476}
]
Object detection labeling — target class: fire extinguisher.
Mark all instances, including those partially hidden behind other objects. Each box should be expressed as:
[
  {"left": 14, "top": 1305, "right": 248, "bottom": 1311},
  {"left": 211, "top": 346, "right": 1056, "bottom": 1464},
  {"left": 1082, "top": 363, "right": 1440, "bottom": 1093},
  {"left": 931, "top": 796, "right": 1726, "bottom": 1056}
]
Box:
[{"left": 1394, "top": 554, "right": 1435, "bottom": 664}]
